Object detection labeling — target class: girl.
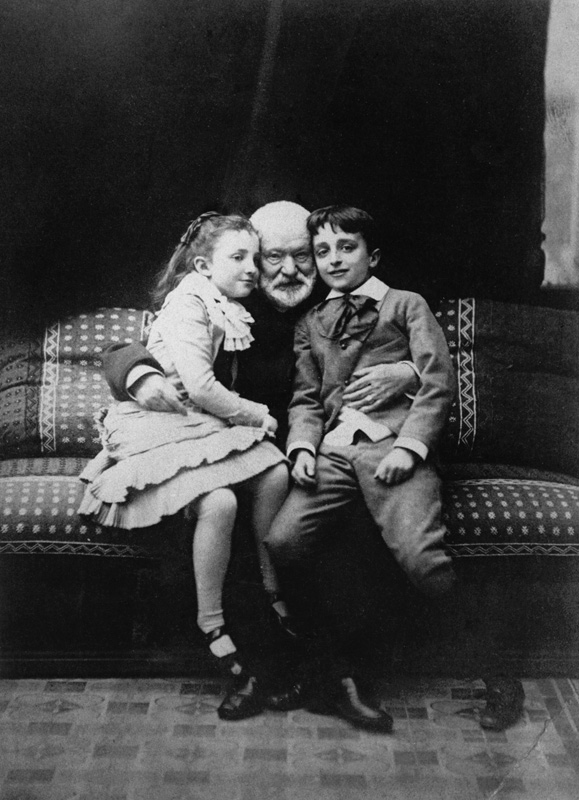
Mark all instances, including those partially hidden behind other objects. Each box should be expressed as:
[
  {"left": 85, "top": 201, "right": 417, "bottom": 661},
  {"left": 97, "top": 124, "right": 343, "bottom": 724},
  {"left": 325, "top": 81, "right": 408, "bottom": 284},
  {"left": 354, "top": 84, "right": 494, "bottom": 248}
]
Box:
[{"left": 79, "top": 212, "right": 292, "bottom": 720}]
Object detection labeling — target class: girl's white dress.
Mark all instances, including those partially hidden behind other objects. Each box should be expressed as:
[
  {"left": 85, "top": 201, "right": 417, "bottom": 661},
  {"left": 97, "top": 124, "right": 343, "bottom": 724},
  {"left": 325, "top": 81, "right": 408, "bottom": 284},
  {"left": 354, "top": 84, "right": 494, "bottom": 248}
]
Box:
[{"left": 79, "top": 273, "right": 286, "bottom": 529}]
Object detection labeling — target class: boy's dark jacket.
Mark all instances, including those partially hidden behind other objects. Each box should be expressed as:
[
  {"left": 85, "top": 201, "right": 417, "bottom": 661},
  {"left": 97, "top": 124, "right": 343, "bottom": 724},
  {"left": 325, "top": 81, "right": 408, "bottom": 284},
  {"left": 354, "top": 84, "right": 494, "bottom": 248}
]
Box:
[{"left": 288, "top": 288, "right": 456, "bottom": 454}]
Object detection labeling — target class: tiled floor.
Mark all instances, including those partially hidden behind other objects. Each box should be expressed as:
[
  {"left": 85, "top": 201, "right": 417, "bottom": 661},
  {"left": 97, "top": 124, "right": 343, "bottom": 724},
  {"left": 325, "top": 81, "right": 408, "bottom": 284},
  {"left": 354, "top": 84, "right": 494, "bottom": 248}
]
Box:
[{"left": 0, "top": 677, "right": 578, "bottom": 799}]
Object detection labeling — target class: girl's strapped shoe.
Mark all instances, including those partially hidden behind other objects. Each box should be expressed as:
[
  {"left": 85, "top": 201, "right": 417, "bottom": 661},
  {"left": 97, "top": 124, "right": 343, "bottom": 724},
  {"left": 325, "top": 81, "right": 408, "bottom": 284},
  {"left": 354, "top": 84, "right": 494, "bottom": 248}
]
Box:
[
  {"left": 203, "top": 627, "right": 264, "bottom": 721},
  {"left": 204, "top": 627, "right": 246, "bottom": 678}
]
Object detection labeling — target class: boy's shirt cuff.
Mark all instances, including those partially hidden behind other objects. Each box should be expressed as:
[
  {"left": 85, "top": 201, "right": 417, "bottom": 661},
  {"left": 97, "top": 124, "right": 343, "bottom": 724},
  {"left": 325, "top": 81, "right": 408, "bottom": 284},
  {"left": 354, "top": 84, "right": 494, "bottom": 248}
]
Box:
[
  {"left": 127, "top": 365, "right": 164, "bottom": 399},
  {"left": 287, "top": 441, "right": 317, "bottom": 459},
  {"left": 288, "top": 436, "right": 427, "bottom": 462},
  {"left": 394, "top": 437, "right": 428, "bottom": 461}
]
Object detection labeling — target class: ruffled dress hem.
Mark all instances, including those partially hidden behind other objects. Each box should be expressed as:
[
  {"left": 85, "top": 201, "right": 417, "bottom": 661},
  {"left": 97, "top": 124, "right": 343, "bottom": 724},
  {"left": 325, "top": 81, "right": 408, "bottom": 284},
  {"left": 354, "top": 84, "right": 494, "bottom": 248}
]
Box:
[
  {"left": 80, "top": 425, "right": 271, "bottom": 502},
  {"left": 79, "top": 440, "right": 286, "bottom": 529}
]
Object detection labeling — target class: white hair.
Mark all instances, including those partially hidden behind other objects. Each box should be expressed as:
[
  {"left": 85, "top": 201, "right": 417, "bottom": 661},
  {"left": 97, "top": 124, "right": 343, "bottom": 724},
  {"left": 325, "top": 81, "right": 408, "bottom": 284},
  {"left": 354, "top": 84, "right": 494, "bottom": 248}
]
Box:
[{"left": 249, "top": 201, "right": 310, "bottom": 237}]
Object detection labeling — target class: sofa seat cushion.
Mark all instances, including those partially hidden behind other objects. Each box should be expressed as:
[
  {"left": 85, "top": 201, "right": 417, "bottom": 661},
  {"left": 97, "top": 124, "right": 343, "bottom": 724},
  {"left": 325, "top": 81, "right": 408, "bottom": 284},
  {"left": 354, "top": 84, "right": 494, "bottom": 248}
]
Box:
[
  {"left": 442, "top": 463, "right": 579, "bottom": 557},
  {"left": 0, "top": 458, "right": 162, "bottom": 558}
]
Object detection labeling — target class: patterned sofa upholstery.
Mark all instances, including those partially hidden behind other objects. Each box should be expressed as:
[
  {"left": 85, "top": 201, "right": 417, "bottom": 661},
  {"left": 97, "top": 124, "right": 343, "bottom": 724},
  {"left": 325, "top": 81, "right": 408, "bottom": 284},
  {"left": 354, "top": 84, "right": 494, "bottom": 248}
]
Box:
[
  {"left": 0, "top": 299, "right": 578, "bottom": 664},
  {"left": 436, "top": 298, "right": 579, "bottom": 558},
  {"left": 0, "top": 309, "right": 167, "bottom": 655},
  {"left": 0, "top": 309, "right": 163, "bottom": 561},
  {"left": 434, "top": 299, "right": 578, "bottom": 675}
]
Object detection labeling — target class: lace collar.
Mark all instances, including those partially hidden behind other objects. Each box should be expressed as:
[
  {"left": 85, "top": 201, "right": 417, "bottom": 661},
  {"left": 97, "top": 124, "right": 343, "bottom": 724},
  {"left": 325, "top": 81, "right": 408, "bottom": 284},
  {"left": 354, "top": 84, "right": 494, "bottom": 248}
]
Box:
[{"left": 166, "top": 272, "right": 255, "bottom": 351}]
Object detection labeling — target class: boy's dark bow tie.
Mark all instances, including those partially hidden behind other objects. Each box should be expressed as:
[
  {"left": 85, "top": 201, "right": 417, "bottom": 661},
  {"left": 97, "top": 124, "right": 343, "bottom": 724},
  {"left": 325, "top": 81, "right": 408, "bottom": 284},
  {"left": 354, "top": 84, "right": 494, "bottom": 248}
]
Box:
[{"left": 326, "top": 293, "right": 376, "bottom": 339}]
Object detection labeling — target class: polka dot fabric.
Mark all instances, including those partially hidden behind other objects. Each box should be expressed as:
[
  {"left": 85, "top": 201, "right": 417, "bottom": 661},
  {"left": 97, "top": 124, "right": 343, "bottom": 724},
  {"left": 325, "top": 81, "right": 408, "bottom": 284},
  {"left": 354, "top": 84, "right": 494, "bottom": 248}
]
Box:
[
  {"left": 0, "top": 302, "right": 577, "bottom": 559},
  {"left": 0, "top": 460, "right": 162, "bottom": 557},
  {"left": 0, "top": 309, "right": 153, "bottom": 459},
  {"left": 442, "top": 478, "right": 579, "bottom": 556}
]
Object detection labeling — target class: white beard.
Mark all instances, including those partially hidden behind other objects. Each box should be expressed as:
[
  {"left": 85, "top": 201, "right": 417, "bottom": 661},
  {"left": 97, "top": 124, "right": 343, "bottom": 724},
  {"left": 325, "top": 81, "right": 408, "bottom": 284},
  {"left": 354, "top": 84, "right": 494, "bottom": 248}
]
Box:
[{"left": 260, "top": 274, "right": 315, "bottom": 311}]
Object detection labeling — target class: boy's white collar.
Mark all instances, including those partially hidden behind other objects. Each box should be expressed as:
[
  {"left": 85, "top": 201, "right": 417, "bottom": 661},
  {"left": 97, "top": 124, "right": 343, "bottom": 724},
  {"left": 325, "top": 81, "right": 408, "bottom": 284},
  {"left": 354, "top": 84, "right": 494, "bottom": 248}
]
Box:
[{"left": 325, "top": 275, "right": 389, "bottom": 302}]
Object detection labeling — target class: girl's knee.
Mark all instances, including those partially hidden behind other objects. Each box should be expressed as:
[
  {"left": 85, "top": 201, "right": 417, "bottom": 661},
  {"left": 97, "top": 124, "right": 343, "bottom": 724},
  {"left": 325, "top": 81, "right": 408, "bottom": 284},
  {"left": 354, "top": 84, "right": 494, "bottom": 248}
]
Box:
[
  {"left": 249, "top": 464, "right": 289, "bottom": 509},
  {"left": 261, "top": 462, "right": 290, "bottom": 492},
  {"left": 271, "top": 462, "right": 290, "bottom": 482},
  {"left": 196, "top": 488, "right": 237, "bottom": 521}
]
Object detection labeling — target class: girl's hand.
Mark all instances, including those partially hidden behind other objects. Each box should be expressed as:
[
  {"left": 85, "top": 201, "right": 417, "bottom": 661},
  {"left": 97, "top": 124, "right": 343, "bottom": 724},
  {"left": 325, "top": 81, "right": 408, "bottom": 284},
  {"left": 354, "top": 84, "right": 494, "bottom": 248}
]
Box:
[
  {"left": 291, "top": 450, "right": 317, "bottom": 489},
  {"left": 374, "top": 448, "right": 418, "bottom": 485},
  {"left": 262, "top": 414, "right": 279, "bottom": 436},
  {"left": 132, "top": 373, "right": 187, "bottom": 415}
]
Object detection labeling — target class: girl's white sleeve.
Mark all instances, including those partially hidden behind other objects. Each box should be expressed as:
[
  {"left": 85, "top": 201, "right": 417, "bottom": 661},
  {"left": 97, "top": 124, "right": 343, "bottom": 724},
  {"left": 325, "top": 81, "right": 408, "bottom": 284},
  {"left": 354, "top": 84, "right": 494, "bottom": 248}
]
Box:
[{"left": 156, "top": 292, "right": 269, "bottom": 427}]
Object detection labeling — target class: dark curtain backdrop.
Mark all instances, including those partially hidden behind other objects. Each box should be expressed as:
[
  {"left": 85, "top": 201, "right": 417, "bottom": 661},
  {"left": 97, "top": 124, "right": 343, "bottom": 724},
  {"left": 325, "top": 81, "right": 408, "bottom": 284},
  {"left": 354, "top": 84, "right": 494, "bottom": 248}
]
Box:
[{"left": 0, "top": 0, "right": 549, "bottom": 325}]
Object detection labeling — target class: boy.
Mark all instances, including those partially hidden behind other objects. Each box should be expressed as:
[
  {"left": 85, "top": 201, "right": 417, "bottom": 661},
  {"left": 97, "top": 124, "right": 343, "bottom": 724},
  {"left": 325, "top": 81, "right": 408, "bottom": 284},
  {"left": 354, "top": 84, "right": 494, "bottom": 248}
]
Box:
[{"left": 266, "top": 205, "right": 457, "bottom": 601}]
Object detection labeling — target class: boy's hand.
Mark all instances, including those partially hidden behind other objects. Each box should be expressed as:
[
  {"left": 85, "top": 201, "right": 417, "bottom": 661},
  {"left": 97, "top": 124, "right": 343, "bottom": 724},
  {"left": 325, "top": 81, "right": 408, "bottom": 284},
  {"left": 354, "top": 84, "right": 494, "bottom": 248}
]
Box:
[
  {"left": 291, "top": 450, "right": 317, "bottom": 489},
  {"left": 374, "top": 447, "right": 418, "bottom": 485}
]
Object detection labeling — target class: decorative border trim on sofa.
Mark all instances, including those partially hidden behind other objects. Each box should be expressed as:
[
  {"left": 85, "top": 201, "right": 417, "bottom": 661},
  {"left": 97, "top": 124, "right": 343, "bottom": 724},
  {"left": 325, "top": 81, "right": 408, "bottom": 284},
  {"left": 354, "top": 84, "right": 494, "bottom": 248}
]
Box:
[
  {"left": 447, "top": 542, "right": 579, "bottom": 557},
  {"left": 455, "top": 297, "right": 477, "bottom": 452},
  {"left": 435, "top": 297, "right": 477, "bottom": 458},
  {"left": 0, "top": 540, "right": 156, "bottom": 558}
]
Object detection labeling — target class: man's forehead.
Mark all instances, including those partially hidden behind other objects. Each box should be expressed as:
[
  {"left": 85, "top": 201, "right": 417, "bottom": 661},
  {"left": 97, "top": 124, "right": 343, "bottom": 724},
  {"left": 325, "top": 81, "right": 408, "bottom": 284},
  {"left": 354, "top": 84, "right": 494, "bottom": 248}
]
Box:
[{"left": 260, "top": 228, "right": 310, "bottom": 251}]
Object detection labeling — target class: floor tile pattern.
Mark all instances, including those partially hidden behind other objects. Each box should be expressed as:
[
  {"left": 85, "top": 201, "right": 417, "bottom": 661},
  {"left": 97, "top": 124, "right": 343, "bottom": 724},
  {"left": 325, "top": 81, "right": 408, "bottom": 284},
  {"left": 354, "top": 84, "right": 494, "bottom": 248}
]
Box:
[{"left": 0, "top": 677, "right": 578, "bottom": 799}]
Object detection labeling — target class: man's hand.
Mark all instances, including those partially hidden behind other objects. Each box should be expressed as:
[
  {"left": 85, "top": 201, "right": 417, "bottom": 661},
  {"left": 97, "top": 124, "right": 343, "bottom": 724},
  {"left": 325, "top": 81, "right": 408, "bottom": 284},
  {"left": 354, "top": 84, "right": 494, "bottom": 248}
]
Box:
[
  {"left": 342, "top": 363, "right": 419, "bottom": 413},
  {"left": 291, "top": 450, "right": 317, "bottom": 489},
  {"left": 374, "top": 448, "right": 418, "bottom": 485},
  {"left": 132, "top": 373, "right": 187, "bottom": 415}
]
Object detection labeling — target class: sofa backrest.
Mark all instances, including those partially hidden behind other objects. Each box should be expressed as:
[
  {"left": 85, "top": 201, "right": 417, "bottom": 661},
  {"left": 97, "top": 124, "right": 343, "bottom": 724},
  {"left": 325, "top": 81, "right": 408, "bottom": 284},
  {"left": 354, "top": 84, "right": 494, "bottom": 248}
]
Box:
[
  {"left": 0, "top": 309, "right": 153, "bottom": 459},
  {"left": 0, "top": 299, "right": 577, "bottom": 476},
  {"left": 436, "top": 298, "right": 579, "bottom": 476}
]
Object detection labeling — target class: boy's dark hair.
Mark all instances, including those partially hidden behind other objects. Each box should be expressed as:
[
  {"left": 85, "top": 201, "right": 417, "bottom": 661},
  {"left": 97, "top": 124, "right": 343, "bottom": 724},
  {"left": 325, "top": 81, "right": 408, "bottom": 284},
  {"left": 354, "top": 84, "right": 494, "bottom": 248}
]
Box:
[{"left": 306, "top": 205, "right": 378, "bottom": 253}]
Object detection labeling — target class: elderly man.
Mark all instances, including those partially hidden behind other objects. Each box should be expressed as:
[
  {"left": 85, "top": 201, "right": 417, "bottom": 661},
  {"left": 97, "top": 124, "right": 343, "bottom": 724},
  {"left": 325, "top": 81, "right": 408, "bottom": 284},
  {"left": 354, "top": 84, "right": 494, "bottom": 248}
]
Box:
[
  {"left": 104, "top": 201, "right": 524, "bottom": 732},
  {"left": 109, "top": 202, "right": 410, "bottom": 440}
]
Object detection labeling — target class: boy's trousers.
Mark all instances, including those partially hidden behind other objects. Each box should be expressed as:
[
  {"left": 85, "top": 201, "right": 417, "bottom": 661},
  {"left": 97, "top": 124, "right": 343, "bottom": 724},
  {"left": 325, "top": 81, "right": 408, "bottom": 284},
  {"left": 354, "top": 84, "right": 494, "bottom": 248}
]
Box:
[{"left": 266, "top": 435, "right": 456, "bottom": 599}]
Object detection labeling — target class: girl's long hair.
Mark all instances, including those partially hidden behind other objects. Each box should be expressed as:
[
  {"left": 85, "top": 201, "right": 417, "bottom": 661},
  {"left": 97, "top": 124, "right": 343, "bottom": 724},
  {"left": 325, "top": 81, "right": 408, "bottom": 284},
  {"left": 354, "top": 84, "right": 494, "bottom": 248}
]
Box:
[{"left": 151, "top": 212, "right": 256, "bottom": 311}]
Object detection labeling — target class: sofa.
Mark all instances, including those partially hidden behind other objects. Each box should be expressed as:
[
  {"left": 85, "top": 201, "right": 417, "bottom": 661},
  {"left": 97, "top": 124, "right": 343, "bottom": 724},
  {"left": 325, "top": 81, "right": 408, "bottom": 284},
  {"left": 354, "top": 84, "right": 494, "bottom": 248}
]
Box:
[{"left": 0, "top": 298, "right": 578, "bottom": 677}]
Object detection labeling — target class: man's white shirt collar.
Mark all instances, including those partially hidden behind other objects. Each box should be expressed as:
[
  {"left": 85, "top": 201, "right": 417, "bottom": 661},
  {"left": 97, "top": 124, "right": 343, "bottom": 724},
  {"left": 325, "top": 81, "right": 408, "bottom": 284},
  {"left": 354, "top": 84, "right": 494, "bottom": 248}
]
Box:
[{"left": 325, "top": 275, "right": 389, "bottom": 303}]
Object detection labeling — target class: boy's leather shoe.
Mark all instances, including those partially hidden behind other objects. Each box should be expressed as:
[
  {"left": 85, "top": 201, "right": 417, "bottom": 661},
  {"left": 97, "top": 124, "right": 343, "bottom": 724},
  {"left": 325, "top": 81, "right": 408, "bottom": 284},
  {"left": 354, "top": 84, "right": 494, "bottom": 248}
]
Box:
[
  {"left": 307, "top": 676, "right": 394, "bottom": 733},
  {"left": 263, "top": 681, "right": 306, "bottom": 712},
  {"left": 218, "top": 675, "right": 263, "bottom": 721},
  {"left": 479, "top": 678, "right": 525, "bottom": 731}
]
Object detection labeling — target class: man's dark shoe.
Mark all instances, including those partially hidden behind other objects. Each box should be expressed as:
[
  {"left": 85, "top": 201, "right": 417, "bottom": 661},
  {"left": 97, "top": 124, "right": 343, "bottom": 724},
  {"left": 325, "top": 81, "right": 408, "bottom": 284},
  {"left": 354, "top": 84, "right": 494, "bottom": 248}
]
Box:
[
  {"left": 479, "top": 678, "right": 525, "bottom": 731},
  {"left": 218, "top": 675, "right": 264, "bottom": 721},
  {"left": 263, "top": 681, "right": 306, "bottom": 712},
  {"left": 268, "top": 592, "right": 304, "bottom": 642},
  {"left": 307, "top": 676, "right": 393, "bottom": 733}
]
